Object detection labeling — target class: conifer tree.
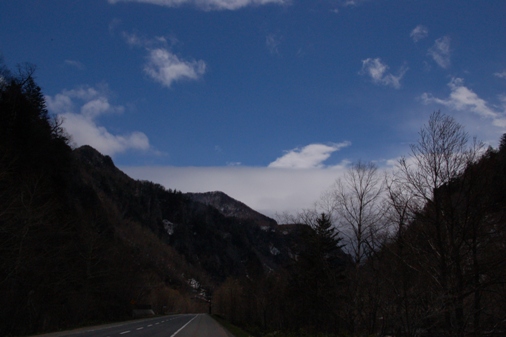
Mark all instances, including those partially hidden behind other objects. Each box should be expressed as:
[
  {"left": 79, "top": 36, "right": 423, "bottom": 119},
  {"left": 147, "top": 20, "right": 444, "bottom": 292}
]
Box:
[{"left": 287, "top": 212, "right": 345, "bottom": 333}]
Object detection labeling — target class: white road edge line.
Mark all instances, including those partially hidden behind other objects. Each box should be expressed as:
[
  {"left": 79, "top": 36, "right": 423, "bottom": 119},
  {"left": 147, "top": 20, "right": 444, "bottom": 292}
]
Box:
[
  {"left": 120, "top": 331, "right": 130, "bottom": 334},
  {"left": 170, "top": 315, "right": 199, "bottom": 337}
]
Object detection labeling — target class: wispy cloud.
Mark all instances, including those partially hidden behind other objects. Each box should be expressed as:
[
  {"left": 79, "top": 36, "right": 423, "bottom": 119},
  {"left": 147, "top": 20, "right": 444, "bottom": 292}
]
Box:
[
  {"left": 108, "top": 0, "right": 288, "bottom": 11},
  {"left": 410, "top": 25, "right": 428, "bottom": 42},
  {"left": 339, "top": 0, "right": 369, "bottom": 7},
  {"left": 108, "top": 18, "right": 122, "bottom": 36},
  {"left": 428, "top": 36, "right": 451, "bottom": 69},
  {"left": 122, "top": 32, "right": 206, "bottom": 88},
  {"left": 495, "top": 71, "right": 506, "bottom": 79},
  {"left": 45, "top": 85, "right": 151, "bottom": 156},
  {"left": 360, "top": 58, "right": 408, "bottom": 89},
  {"left": 64, "top": 59, "right": 85, "bottom": 70},
  {"left": 421, "top": 77, "right": 506, "bottom": 127},
  {"left": 266, "top": 33, "right": 282, "bottom": 56},
  {"left": 268, "top": 142, "right": 351, "bottom": 169},
  {"left": 123, "top": 32, "right": 145, "bottom": 47}
]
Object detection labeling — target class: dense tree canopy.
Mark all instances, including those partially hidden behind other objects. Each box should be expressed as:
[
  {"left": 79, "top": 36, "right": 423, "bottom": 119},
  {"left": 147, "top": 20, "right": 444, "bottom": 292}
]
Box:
[{"left": 0, "top": 65, "right": 71, "bottom": 180}]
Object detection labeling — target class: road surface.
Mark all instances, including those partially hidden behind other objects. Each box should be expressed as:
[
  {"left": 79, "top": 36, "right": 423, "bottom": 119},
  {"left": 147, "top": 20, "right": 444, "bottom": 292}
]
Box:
[{"left": 33, "top": 314, "right": 235, "bottom": 337}]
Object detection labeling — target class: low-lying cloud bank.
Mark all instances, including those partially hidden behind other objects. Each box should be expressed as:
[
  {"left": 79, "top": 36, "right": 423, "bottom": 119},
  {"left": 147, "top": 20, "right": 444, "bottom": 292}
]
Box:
[
  {"left": 122, "top": 142, "right": 353, "bottom": 218},
  {"left": 121, "top": 165, "right": 348, "bottom": 218}
]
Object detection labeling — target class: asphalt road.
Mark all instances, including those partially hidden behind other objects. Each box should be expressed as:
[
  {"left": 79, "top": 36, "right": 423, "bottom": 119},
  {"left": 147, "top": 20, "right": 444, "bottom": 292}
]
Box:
[{"left": 33, "top": 314, "right": 235, "bottom": 337}]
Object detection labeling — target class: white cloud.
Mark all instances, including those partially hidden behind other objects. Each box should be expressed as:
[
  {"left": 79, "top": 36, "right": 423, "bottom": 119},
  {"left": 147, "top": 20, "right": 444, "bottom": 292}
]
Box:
[
  {"left": 123, "top": 32, "right": 145, "bottom": 47},
  {"left": 495, "top": 71, "right": 506, "bottom": 79},
  {"left": 428, "top": 36, "right": 451, "bottom": 69},
  {"left": 144, "top": 48, "right": 206, "bottom": 88},
  {"left": 268, "top": 142, "right": 351, "bottom": 169},
  {"left": 108, "top": 0, "right": 288, "bottom": 10},
  {"left": 340, "top": 0, "right": 369, "bottom": 7},
  {"left": 120, "top": 141, "right": 491, "bottom": 219},
  {"left": 120, "top": 142, "right": 352, "bottom": 216},
  {"left": 122, "top": 165, "right": 349, "bottom": 217},
  {"left": 45, "top": 85, "right": 151, "bottom": 156},
  {"left": 59, "top": 113, "right": 150, "bottom": 155},
  {"left": 421, "top": 77, "right": 506, "bottom": 128},
  {"left": 410, "top": 25, "right": 428, "bottom": 42},
  {"left": 122, "top": 32, "right": 206, "bottom": 88},
  {"left": 360, "top": 58, "right": 408, "bottom": 89},
  {"left": 64, "top": 59, "right": 85, "bottom": 70}
]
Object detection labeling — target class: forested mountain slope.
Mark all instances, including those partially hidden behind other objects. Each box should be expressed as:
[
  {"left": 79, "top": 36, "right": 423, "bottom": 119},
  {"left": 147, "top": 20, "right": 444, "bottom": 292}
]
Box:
[
  {"left": 73, "top": 144, "right": 294, "bottom": 281},
  {"left": 0, "top": 67, "right": 301, "bottom": 336}
]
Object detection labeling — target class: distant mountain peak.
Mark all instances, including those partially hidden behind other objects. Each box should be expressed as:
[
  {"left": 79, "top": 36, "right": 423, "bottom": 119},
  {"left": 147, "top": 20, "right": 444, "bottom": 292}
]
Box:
[
  {"left": 73, "top": 145, "right": 116, "bottom": 169},
  {"left": 186, "top": 191, "right": 277, "bottom": 228}
]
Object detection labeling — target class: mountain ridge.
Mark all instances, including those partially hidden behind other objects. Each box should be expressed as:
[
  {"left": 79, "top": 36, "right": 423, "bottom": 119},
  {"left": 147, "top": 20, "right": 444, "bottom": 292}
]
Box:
[
  {"left": 72, "top": 145, "right": 294, "bottom": 282},
  {"left": 186, "top": 191, "right": 278, "bottom": 228}
]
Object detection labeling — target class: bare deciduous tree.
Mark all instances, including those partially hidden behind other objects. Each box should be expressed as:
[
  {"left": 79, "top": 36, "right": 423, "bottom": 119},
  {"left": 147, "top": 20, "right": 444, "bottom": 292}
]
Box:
[
  {"left": 394, "top": 111, "right": 485, "bottom": 336},
  {"left": 315, "top": 161, "right": 387, "bottom": 335},
  {"left": 323, "top": 160, "right": 386, "bottom": 265},
  {"left": 397, "top": 111, "right": 482, "bottom": 207}
]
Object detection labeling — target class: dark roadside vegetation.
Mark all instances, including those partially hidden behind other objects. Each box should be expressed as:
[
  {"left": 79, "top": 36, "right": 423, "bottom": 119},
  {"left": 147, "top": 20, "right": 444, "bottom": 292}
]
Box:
[{"left": 1, "top": 63, "right": 506, "bottom": 337}]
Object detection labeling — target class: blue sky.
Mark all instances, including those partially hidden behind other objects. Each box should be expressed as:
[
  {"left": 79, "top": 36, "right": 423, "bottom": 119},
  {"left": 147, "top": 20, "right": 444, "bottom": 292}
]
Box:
[{"left": 1, "top": 0, "right": 505, "bottom": 216}]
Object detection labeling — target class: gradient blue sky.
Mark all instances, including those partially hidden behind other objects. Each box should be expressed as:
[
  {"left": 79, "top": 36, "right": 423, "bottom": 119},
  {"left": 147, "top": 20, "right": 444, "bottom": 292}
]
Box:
[{"left": 1, "top": 0, "right": 505, "bottom": 216}]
